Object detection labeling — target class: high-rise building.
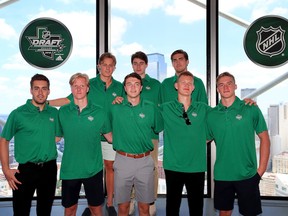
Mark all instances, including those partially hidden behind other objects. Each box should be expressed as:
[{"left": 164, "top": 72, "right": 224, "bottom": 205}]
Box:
[
  {"left": 273, "top": 152, "right": 288, "bottom": 174},
  {"left": 241, "top": 88, "right": 257, "bottom": 101},
  {"left": 268, "top": 104, "right": 279, "bottom": 136},
  {"left": 146, "top": 53, "right": 167, "bottom": 82}
]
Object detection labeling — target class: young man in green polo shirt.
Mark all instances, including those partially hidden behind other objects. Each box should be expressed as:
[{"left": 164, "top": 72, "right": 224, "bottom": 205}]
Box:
[
  {"left": 206, "top": 72, "right": 270, "bottom": 216},
  {"left": 159, "top": 49, "right": 208, "bottom": 104},
  {"left": 160, "top": 71, "right": 210, "bottom": 216},
  {"left": 58, "top": 73, "right": 112, "bottom": 216},
  {"left": 49, "top": 52, "right": 123, "bottom": 216},
  {"left": 0, "top": 74, "right": 60, "bottom": 216},
  {"left": 109, "top": 72, "right": 163, "bottom": 216},
  {"left": 130, "top": 51, "right": 161, "bottom": 216}
]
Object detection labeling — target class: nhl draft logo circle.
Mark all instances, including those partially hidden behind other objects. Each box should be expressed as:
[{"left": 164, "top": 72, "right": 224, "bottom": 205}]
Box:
[
  {"left": 19, "top": 17, "right": 73, "bottom": 69},
  {"left": 244, "top": 15, "right": 288, "bottom": 67}
]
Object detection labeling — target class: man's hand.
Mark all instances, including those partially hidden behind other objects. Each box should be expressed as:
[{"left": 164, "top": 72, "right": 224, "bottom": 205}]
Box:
[
  {"left": 112, "top": 96, "right": 124, "bottom": 104},
  {"left": 3, "top": 168, "right": 21, "bottom": 190},
  {"left": 243, "top": 98, "right": 257, "bottom": 106}
]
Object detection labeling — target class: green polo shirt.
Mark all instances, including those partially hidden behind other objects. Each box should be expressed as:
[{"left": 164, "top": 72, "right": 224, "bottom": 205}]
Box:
[
  {"left": 68, "top": 75, "right": 124, "bottom": 108},
  {"left": 160, "top": 100, "right": 210, "bottom": 173},
  {"left": 1, "top": 99, "right": 59, "bottom": 164},
  {"left": 58, "top": 101, "right": 111, "bottom": 180},
  {"left": 141, "top": 74, "right": 161, "bottom": 105},
  {"left": 141, "top": 74, "right": 161, "bottom": 139},
  {"left": 159, "top": 74, "right": 208, "bottom": 104},
  {"left": 67, "top": 75, "right": 123, "bottom": 142},
  {"left": 109, "top": 98, "right": 163, "bottom": 154},
  {"left": 206, "top": 97, "right": 268, "bottom": 181}
]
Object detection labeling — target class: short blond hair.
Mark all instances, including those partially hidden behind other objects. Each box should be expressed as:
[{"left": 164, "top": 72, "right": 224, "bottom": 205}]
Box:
[
  {"left": 69, "top": 73, "right": 90, "bottom": 87},
  {"left": 216, "top": 72, "right": 235, "bottom": 86}
]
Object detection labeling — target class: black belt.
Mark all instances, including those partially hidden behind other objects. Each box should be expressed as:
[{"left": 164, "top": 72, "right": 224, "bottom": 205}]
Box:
[{"left": 22, "top": 159, "right": 56, "bottom": 167}]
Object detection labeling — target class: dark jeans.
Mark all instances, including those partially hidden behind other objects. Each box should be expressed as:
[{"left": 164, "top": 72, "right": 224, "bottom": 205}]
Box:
[
  {"left": 165, "top": 169, "right": 205, "bottom": 216},
  {"left": 13, "top": 159, "right": 57, "bottom": 216}
]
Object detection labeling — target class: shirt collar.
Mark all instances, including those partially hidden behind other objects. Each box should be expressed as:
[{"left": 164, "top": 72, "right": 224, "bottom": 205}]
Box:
[
  {"left": 96, "top": 74, "right": 115, "bottom": 88},
  {"left": 68, "top": 99, "right": 90, "bottom": 111},
  {"left": 123, "top": 98, "right": 143, "bottom": 107},
  {"left": 217, "top": 96, "right": 242, "bottom": 111},
  {"left": 143, "top": 74, "right": 151, "bottom": 82},
  {"left": 173, "top": 99, "right": 195, "bottom": 113},
  {"left": 172, "top": 74, "right": 178, "bottom": 83},
  {"left": 26, "top": 99, "right": 48, "bottom": 112}
]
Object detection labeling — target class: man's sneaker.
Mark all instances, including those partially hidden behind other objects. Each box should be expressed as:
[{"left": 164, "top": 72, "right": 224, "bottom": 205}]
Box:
[
  {"left": 106, "top": 204, "right": 117, "bottom": 216},
  {"left": 149, "top": 202, "right": 156, "bottom": 216},
  {"left": 128, "top": 199, "right": 136, "bottom": 216}
]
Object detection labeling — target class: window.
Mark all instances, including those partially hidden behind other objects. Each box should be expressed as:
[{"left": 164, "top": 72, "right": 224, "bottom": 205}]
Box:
[
  {"left": 219, "top": 0, "right": 288, "bottom": 198},
  {"left": 111, "top": 0, "right": 208, "bottom": 195},
  {"left": 0, "top": 0, "right": 97, "bottom": 198}
]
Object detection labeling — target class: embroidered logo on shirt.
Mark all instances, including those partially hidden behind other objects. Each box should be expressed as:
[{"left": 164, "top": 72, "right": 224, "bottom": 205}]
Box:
[
  {"left": 146, "top": 86, "right": 151, "bottom": 90},
  {"left": 139, "top": 113, "right": 145, "bottom": 118},
  {"left": 49, "top": 117, "right": 54, "bottom": 122},
  {"left": 112, "top": 92, "right": 117, "bottom": 97},
  {"left": 88, "top": 116, "right": 94, "bottom": 121},
  {"left": 192, "top": 112, "right": 197, "bottom": 117},
  {"left": 236, "top": 114, "right": 242, "bottom": 120}
]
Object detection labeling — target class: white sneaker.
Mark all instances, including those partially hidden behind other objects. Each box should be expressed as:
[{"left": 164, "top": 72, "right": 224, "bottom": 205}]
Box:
[
  {"left": 149, "top": 203, "right": 156, "bottom": 216},
  {"left": 128, "top": 199, "right": 136, "bottom": 216}
]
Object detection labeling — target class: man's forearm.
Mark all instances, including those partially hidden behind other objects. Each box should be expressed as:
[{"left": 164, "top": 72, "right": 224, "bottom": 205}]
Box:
[
  {"left": 0, "top": 137, "right": 10, "bottom": 171},
  {"left": 48, "top": 98, "right": 70, "bottom": 107},
  {"left": 258, "top": 131, "right": 271, "bottom": 176}
]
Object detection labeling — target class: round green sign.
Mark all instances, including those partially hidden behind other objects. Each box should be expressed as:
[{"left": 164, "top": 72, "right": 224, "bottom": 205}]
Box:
[
  {"left": 19, "top": 17, "right": 73, "bottom": 69},
  {"left": 244, "top": 15, "right": 288, "bottom": 67}
]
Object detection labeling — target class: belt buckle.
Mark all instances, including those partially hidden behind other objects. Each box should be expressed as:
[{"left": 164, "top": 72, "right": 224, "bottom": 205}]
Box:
[
  {"left": 36, "top": 162, "right": 44, "bottom": 167},
  {"left": 134, "top": 153, "right": 144, "bottom": 158}
]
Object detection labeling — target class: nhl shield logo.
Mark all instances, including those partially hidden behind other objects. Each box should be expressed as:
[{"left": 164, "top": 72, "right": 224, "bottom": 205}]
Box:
[{"left": 256, "top": 26, "right": 285, "bottom": 57}]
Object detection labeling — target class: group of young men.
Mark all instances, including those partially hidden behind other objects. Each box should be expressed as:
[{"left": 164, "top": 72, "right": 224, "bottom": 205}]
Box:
[{"left": 0, "top": 49, "right": 270, "bottom": 216}]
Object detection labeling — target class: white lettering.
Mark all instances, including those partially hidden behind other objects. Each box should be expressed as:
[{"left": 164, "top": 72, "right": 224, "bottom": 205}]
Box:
[{"left": 31, "top": 39, "right": 62, "bottom": 46}]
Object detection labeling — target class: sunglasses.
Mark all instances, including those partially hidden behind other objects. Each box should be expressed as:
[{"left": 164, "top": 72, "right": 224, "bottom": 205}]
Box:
[{"left": 182, "top": 109, "right": 191, "bottom": 125}]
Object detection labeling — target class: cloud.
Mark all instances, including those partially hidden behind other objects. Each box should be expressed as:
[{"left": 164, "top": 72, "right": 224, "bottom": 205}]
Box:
[
  {"left": 1, "top": 53, "right": 31, "bottom": 70},
  {"left": 111, "top": 16, "right": 128, "bottom": 46},
  {"left": 112, "top": 0, "right": 164, "bottom": 15},
  {"left": 56, "top": 0, "right": 96, "bottom": 5},
  {"left": 220, "top": 60, "right": 288, "bottom": 113},
  {"left": 251, "top": 6, "right": 288, "bottom": 20},
  {"left": 0, "top": 19, "right": 17, "bottom": 39},
  {"left": 30, "top": 9, "right": 96, "bottom": 59},
  {"left": 164, "top": 0, "right": 205, "bottom": 24},
  {"left": 115, "top": 42, "right": 145, "bottom": 56}
]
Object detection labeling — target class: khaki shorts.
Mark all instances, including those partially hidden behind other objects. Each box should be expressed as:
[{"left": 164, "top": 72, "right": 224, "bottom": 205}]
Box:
[
  {"left": 101, "top": 141, "right": 116, "bottom": 161},
  {"left": 113, "top": 153, "right": 155, "bottom": 204}
]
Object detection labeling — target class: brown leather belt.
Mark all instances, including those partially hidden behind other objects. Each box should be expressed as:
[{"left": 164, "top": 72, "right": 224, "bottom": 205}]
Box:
[{"left": 117, "top": 150, "right": 150, "bottom": 159}]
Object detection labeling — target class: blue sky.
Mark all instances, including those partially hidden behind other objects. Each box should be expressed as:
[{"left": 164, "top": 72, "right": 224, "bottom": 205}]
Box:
[{"left": 0, "top": 0, "right": 288, "bottom": 114}]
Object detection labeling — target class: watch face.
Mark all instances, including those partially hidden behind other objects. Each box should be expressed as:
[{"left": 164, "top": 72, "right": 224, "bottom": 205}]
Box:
[
  {"left": 19, "top": 17, "right": 73, "bottom": 70},
  {"left": 244, "top": 15, "right": 288, "bottom": 68}
]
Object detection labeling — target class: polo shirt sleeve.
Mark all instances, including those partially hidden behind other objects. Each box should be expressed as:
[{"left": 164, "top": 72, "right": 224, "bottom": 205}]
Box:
[
  {"left": 54, "top": 109, "right": 62, "bottom": 137},
  {"left": 101, "top": 110, "right": 112, "bottom": 134},
  {"left": 205, "top": 109, "right": 214, "bottom": 141},
  {"left": 66, "top": 93, "right": 73, "bottom": 101},
  {"left": 252, "top": 106, "right": 268, "bottom": 134},
  {"left": 204, "top": 105, "right": 213, "bottom": 141},
  {"left": 57, "top": 107, "right": 64, "bottom": 137},
  {"left": 152, "top": 104, "right": 164, "bottom": 133},
  {"left": 194, "top": 77, "right": 208, "bottom": 104},
  {"left": 1, "top": 110, "right": 17, "bottom": 141},
  {"left": 158, "top": 83, "right": 165, "bottom": 104}
]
